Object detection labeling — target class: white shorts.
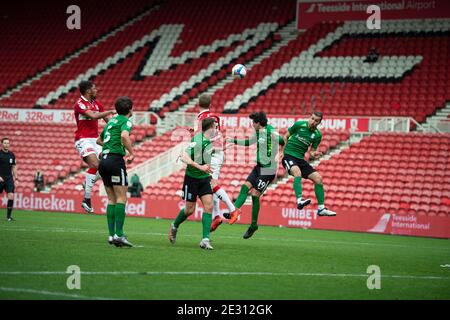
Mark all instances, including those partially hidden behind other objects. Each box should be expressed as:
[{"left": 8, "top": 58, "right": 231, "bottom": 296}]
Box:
[
  {"left": 210, "top": 150, "right": 224, "bottom": 180},
  {"left": 75, "top": 138, "right": 102, "bottom": 159}
]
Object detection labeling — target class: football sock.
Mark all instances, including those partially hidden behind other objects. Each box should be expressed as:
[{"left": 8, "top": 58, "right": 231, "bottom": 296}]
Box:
[
  {"left": 234, "top": 184, "right": 249, "bottom": 209},
  {"left": 84, "top": 168, "right": 97, "bottom": 199},
  {"left": 314, "top": 184, "right": 325, "bottom": 206},
  {"left": 106, "top": 204, "right": 116, "bottom": 237},
  {"left": 251, "top": 196, "right": 260, "bottom": 228},
  {"left": 6, "top": 199, "right": 13, "bottom": 219},
  {"left": 294, "top": 176, "right": 302, "bottom": 200},
  {"left": 173, "top": 209, "right": 187, "bottom": 228},
  {"left": 114, "top": 203, "right": 126, "bottom": 237},
  {"left": 214, "top": 186, "right": 236, "bottom": 212},
  {"left": 212, "top": 194, "right": 221, "bottom": 219},
  {"left": 202, "top": 212, "right": 212, "bottom": 239}
]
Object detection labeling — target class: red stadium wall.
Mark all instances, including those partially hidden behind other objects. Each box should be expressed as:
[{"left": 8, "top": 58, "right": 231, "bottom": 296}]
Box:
[
  {"left": 3, "top": 192, "right": 450, "bottom": 239},
  {"left": 296, "top": 0, "right": 450, "bottom": 29}
]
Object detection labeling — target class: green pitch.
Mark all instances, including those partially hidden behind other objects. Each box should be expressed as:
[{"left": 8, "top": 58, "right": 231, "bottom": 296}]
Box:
[{"left": 1, "top": 210, "right": 450, "bottom": 300}]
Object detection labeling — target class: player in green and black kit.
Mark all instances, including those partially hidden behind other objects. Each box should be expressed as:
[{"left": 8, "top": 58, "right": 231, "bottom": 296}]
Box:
[
  {"left": 281, "top": 111, "right": 336, "bottom": 217},
  {"left": 225, "top": 112, "right": 285, "bottom": 239},
  {"left": 168, "top": 118, "right": 217, "bottom": 250},
  {"left": 97, "top": 97, "right": 135, "bottom": 247}
]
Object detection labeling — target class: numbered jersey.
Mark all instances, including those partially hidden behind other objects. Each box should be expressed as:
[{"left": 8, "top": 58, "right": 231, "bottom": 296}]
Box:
[
  {"left": 74, "top": 95, "right": 104, "bottom": 141},
  {"left": 100, "top": 114, "right": 133, "bottom": 156}
]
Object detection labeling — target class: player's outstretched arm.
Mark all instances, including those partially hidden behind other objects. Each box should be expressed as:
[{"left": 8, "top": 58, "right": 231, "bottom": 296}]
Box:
[
  {"left": 83, "top": 110, "right": 115, "bottom": 120},
  {"left": 227, "top": 134, "right": 257, "bottom": 146},
  {"left": 102, "top": 114, "right": 113, "bottom": 124}
]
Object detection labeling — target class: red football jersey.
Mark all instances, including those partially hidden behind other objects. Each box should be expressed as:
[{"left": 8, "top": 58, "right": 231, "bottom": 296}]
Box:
[
  {"left": 197, "top": 109, "right": 224, "bottom": 149},
  {"left": 196, "top": 109, "right": 221, "bottom": 131},
  {"left": 74, "top": 96, "right": 104, "bottom": 141}
]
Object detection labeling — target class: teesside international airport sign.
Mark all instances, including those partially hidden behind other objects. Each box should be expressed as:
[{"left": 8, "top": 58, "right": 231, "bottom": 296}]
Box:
[{"left": 296, "top": 0, "right": 450, "bottom": 29}]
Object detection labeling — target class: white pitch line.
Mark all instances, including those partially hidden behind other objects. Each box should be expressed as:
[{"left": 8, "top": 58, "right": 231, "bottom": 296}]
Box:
[
  {"left": 0, "top": 271, "right": 449, "bottom": 280},
  {"left": 0, "top": 286, "right": 116, "bottom": 300},
  {"left": 2, "top": 225, "right": 450, "bottom": 252}
]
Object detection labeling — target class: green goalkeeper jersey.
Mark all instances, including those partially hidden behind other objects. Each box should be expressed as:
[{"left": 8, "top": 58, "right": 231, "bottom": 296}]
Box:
[
  {"left": 284, "top": 120, "right": 322, "bottom": 159},
  {"left": 233, "top": 124, "right": 284, "bottom": 169},
  {"left": 185, "top": 132, "right": 213, "bottom": 179},
  {"left": 100, "top": 114, "right": 133, "bottom": 156}
]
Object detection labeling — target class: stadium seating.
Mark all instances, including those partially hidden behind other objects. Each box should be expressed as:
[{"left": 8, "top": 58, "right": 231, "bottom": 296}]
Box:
[
  {"left": 0, "top": 0, "right": 295, "bottom": 111},
  {"left": 0, "top": 122, "right": 155, "bottom": 193},
  {"left": 265, "top": 132, "right": 450, "bottom": 216},
  {"left": 0, "top": 0, "right": 152, "bottom": 95},
  {"left": 217, "top": 20, "right": 449, "bottom": 123}
]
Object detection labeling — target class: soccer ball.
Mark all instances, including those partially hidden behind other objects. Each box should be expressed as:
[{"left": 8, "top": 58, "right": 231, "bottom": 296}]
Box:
[{"left": 232, "top": 64, "right": 247, "bottom": 79}]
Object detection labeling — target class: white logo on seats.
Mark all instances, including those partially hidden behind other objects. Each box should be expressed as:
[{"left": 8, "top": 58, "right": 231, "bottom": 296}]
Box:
[{"left": 223, "top": 19, "right": 450, "bottom": 111}]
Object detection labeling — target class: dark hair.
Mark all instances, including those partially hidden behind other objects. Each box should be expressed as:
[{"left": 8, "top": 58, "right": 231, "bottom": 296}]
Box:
[
  {"left": 115, "top": 96, "right": 133, "bottom": 115},
  {"left": 79, "top": 81, "right": 93, "bottom": 95},
  {"left": 201, "top": 118, "right": 216, "bottom": 132},
  {"left": 249, "top": 111, "right": 268, "bottom": 126},
  {"left": 312, "top": 111, "right": 323, "bottom": 120},
  {"left": 1, "top": 137, "right": 9, "bottom": 143},
  {"left": 199, "top": 94, "right": 211, "bottom": 109}
]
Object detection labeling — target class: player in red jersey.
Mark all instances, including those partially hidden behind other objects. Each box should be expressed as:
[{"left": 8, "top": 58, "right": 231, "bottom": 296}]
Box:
[
  {"left": 194, "top": 94, "right": 241, "bottom": 231},
  {"left": 74, "top": 81, "right": 115, "bottom": 213}
]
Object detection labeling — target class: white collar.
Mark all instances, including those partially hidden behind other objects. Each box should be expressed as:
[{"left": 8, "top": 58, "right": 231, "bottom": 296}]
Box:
[
  {"left": 198, "top": 109, "right": 210, "bottom": 115},
  {"left": 81, "top": 95, "right": 93, "bottom": 103}
]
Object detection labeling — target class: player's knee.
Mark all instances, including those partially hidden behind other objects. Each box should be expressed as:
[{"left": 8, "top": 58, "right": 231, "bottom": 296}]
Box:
[
  {"left": 7, "top": 193, "right": 14, "bottom": 201},
  {"left": 251, "top": 192, "right": 261, "bottom": 199},
  {"left": 204, "top": 203, "right": 213, "bottom": 213},
  {"left": 313, "top": 174, "right": 323, "bottom": 184},
  {"left": 184, "top": 205, "right": 195, "bottom": 215},
  {"left": 291, "top": 167, "right": 301, "bottom": 177}
]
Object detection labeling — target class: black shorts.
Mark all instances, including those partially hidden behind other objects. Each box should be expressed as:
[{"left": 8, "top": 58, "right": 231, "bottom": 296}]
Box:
[
  {"left": 0, "top": 176, "right": 14, "bottom": 194},
  {"left": 246, "top": 165, "right": 275, "bottom": 194},
  {"left": 282, "top": 154, "right": 316, "bottom": 179},
  {"left": 181, "top": 175, "right": 212, "bottom": 202},
  {"left": 98, "top": 153, "right": 128, "bottom": 187}
]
